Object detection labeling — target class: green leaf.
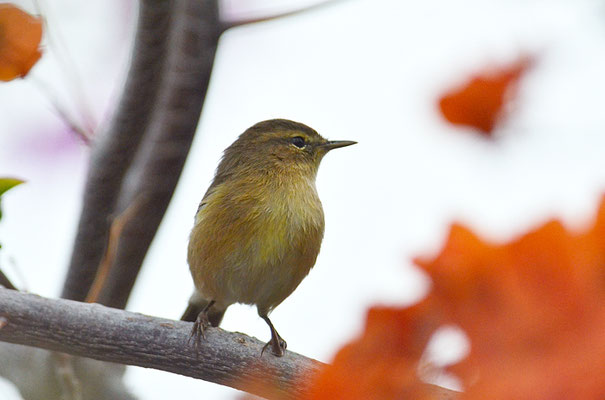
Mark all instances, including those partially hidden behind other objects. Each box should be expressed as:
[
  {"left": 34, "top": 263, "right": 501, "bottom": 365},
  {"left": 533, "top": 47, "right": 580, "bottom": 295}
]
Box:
[
  {"left": 0, "top": 178, "right": 24, "bottom": 222},
  {"left": 0, "top": 178, "right": 24, "bottom": 197}
]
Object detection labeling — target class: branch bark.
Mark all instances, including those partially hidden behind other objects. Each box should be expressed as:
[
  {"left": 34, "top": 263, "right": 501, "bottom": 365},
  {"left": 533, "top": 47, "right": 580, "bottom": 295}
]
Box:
[
  {"left": 62, "top": 0, "right": 174, "bottom": 302},
  {"left": 97, "top": 0, "right": 222, "bottom": 309},
  {"left": 0, "top": 289, "right": 323, "bottom": 399},
  {"left": 0, "top": 343, "right": 135, "bottom": 400}
]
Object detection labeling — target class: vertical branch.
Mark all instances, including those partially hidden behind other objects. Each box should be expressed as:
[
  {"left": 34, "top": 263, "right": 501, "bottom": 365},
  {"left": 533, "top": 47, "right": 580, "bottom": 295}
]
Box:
[
  {"left": 61, "top": 0, "right": 174, "bottom": 302},
  {"left": 84, "top": 197, "right": 143, "bottom": 304},
  {"left": 97, "top": 0, "right": 222, "bottom": 308}
]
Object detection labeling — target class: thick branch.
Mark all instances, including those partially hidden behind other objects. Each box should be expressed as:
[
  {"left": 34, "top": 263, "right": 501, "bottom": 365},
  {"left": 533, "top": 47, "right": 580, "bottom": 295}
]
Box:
[
  {"left": 0, "top": 289, "right": 323, "bottom": 399},
  {"left": 62, "top": 0, "right": 173, "bottom": 302},
  {"left": 98, "top": 0, "right": 222, "bottom": 309},
  {"left": 0, "top": 344, "right": 135, "bottom": 400}
]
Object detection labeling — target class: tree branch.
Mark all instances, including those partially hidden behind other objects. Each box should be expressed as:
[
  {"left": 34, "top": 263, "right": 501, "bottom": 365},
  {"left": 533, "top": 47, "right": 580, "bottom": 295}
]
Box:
[
  {"left": 220, "top": 0, "right": 345, "bottom": 31},
  {"left": 0, "top": 343, "right": 136, "bottom": 400},
  {"left": 62, "top": 0, "right": 174, "bottom": 302},
  {"left": 97, "top": 0, "right": 222, "bottom": 309},
  {"left": 0, "top": 268, "right": 16, "bottom": 290},
  {"left": 0, "top": 289, "right": 323, "bottom": 399}
]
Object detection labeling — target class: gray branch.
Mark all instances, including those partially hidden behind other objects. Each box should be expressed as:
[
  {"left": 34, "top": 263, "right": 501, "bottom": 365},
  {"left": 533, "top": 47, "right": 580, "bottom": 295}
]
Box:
[
  {"left": 0, "top": 343, "right": 135, "bottom": 400},
  {"left": 62, "top": 0, "right": 174, "bottom": 302},
  {"left": 97, "top": 0, "right": 222, "bottom": 309},
  {"left": 221, "top": 0, "right": 345, "bottom": 30},
  {"left": 0, "top": 289, "right": 323, "bottom": 399}
]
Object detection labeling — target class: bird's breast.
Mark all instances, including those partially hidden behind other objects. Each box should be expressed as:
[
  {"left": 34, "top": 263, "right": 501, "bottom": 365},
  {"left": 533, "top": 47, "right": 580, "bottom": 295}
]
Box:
[
  {"left": 188, "top": 174, "right": 325, "bottom": 309},
  {"left": 254, "top": 177, "right": 325, "bottom": 263}
]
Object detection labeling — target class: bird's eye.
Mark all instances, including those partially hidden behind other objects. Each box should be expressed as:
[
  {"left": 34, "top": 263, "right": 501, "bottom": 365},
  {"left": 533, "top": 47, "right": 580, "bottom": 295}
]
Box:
[{"left": 290, "top": 136, "right": 306, "bottom": 148}]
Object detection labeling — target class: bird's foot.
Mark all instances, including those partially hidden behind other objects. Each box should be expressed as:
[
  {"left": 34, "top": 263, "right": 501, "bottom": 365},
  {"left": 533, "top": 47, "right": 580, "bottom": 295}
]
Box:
[
  {"left": 189, "top": 311, "right": 211, "bottom": 352},
  {"left": 261, "top": 333, "right": 287, "bottom": 357}
]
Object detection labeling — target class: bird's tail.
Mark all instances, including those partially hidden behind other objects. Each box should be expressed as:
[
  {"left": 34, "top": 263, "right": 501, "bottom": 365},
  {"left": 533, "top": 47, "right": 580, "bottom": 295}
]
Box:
[{"left": 181, "top": 290, "right": 226, "bottom": 327}]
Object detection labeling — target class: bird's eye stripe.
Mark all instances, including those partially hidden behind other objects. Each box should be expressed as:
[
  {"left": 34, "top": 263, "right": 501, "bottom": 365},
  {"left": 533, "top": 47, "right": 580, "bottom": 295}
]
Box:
[{"left": 290, "top": 136, "right": 305, "bottom": 148}]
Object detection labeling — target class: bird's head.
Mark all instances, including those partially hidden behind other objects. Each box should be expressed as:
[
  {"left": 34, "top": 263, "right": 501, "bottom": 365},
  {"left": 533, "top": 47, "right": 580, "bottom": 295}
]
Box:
[{"left": 218, "top": 119, "right": 356, "bottom": 179}]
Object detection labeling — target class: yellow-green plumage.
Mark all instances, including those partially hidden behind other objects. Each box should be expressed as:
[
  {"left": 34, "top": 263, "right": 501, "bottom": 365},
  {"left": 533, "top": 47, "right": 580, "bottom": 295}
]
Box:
[
  {"left": 186, "top": 119, "right": 355, "bottom": 356},
  {"left": 189, "top": 170, "right": 324, "bottom": 313}
]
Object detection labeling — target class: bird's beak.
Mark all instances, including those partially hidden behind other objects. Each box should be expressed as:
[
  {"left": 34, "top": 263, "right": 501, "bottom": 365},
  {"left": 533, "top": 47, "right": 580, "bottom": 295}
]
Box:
[{"left": 320, "top": 140, "right": 357, "bottom": 151}]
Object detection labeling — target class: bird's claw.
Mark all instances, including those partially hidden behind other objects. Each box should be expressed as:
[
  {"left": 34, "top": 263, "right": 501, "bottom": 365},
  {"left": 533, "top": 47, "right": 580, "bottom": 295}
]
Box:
[
  {"left": 189, "top": 312, "right": 211, "bottom": 352},
  {"left": 261, "top": 335, "right": 287, "bottom": 357}
]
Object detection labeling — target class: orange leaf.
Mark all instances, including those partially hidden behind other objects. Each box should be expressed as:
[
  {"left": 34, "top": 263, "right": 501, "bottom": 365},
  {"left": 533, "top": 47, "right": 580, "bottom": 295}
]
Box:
[
  {"left": 415, "top": 196, "right": 605, "bottom": 400},
  {"left": 0, "top": 4, "right": 43, "bottom": 81},
  {"left": 302, "top": 197, "right": 605, "bottom": 399},
  {"left": 305, "top": 299, "right": 444, "bottom": 400},
  {"left": 438, "top": 58, "right": 530, "bottom": 135}
]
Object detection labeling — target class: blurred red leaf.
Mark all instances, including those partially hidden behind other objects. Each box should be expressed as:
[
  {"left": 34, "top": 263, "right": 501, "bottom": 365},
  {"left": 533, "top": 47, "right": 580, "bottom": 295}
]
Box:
[
  {"left": 438, "top": 58, "right": 530, "bottom": 135},
  {"left": 0, "top": 4, "right": 43, "bottom": 81},
  {"left": 302, "top": 196, "right": 605, "bottom": 399},
  {"left": 304, "top": 299, "right": 447, "bottom": 400},
  {"left": 415, "top": 196, "right": 605, "bottom": 399}
]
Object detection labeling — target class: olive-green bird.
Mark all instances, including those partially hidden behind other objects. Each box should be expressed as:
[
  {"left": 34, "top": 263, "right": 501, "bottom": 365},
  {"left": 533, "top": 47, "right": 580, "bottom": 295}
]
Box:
[{"left": 183, "top": 119, "right": 356, "bottom": 356}]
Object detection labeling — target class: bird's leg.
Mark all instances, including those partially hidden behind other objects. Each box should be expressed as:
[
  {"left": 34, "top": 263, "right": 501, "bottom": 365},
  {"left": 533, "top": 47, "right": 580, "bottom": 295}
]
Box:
[
  {"left": 259, "top": 313, "right": 287, "bottom": 357},
  {"left": 189, "top": 300, "right": 215, "bottom": 350}
]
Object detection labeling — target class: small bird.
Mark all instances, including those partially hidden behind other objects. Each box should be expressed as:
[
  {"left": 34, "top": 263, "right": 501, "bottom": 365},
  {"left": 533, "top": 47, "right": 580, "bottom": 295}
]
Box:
[{"left": 184, "top": 119, "right": 355, "bottom": 356}]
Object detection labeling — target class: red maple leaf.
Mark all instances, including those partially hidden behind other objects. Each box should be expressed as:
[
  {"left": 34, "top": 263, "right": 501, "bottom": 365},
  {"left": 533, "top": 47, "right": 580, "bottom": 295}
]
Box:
[
  {"left": 0, "top": 4, "right": 43, "bottom": 81},
  {"left": 302, "top": 196, "right": 605, "bottom": 399},
  {"left": 438, "top": 58, "right": 530, "bottom": 135},
  {"left": 304, "top": 300, "right": 444, "bottom": 400},
  {"left": 416, "top": 197, "right": 605, "bottom": 399}
]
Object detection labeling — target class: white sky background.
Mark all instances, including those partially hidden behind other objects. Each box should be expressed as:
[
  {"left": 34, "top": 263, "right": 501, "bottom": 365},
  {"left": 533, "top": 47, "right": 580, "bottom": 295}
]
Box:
[{"left": 1, "top": 0, "right": 605, "bottom": 398}]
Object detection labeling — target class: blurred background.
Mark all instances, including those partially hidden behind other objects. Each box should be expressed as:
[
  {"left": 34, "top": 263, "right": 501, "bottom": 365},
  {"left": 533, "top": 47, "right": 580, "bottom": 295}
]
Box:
[{"left": 1, "top": 0, "right": 605, "bottom": 398}]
